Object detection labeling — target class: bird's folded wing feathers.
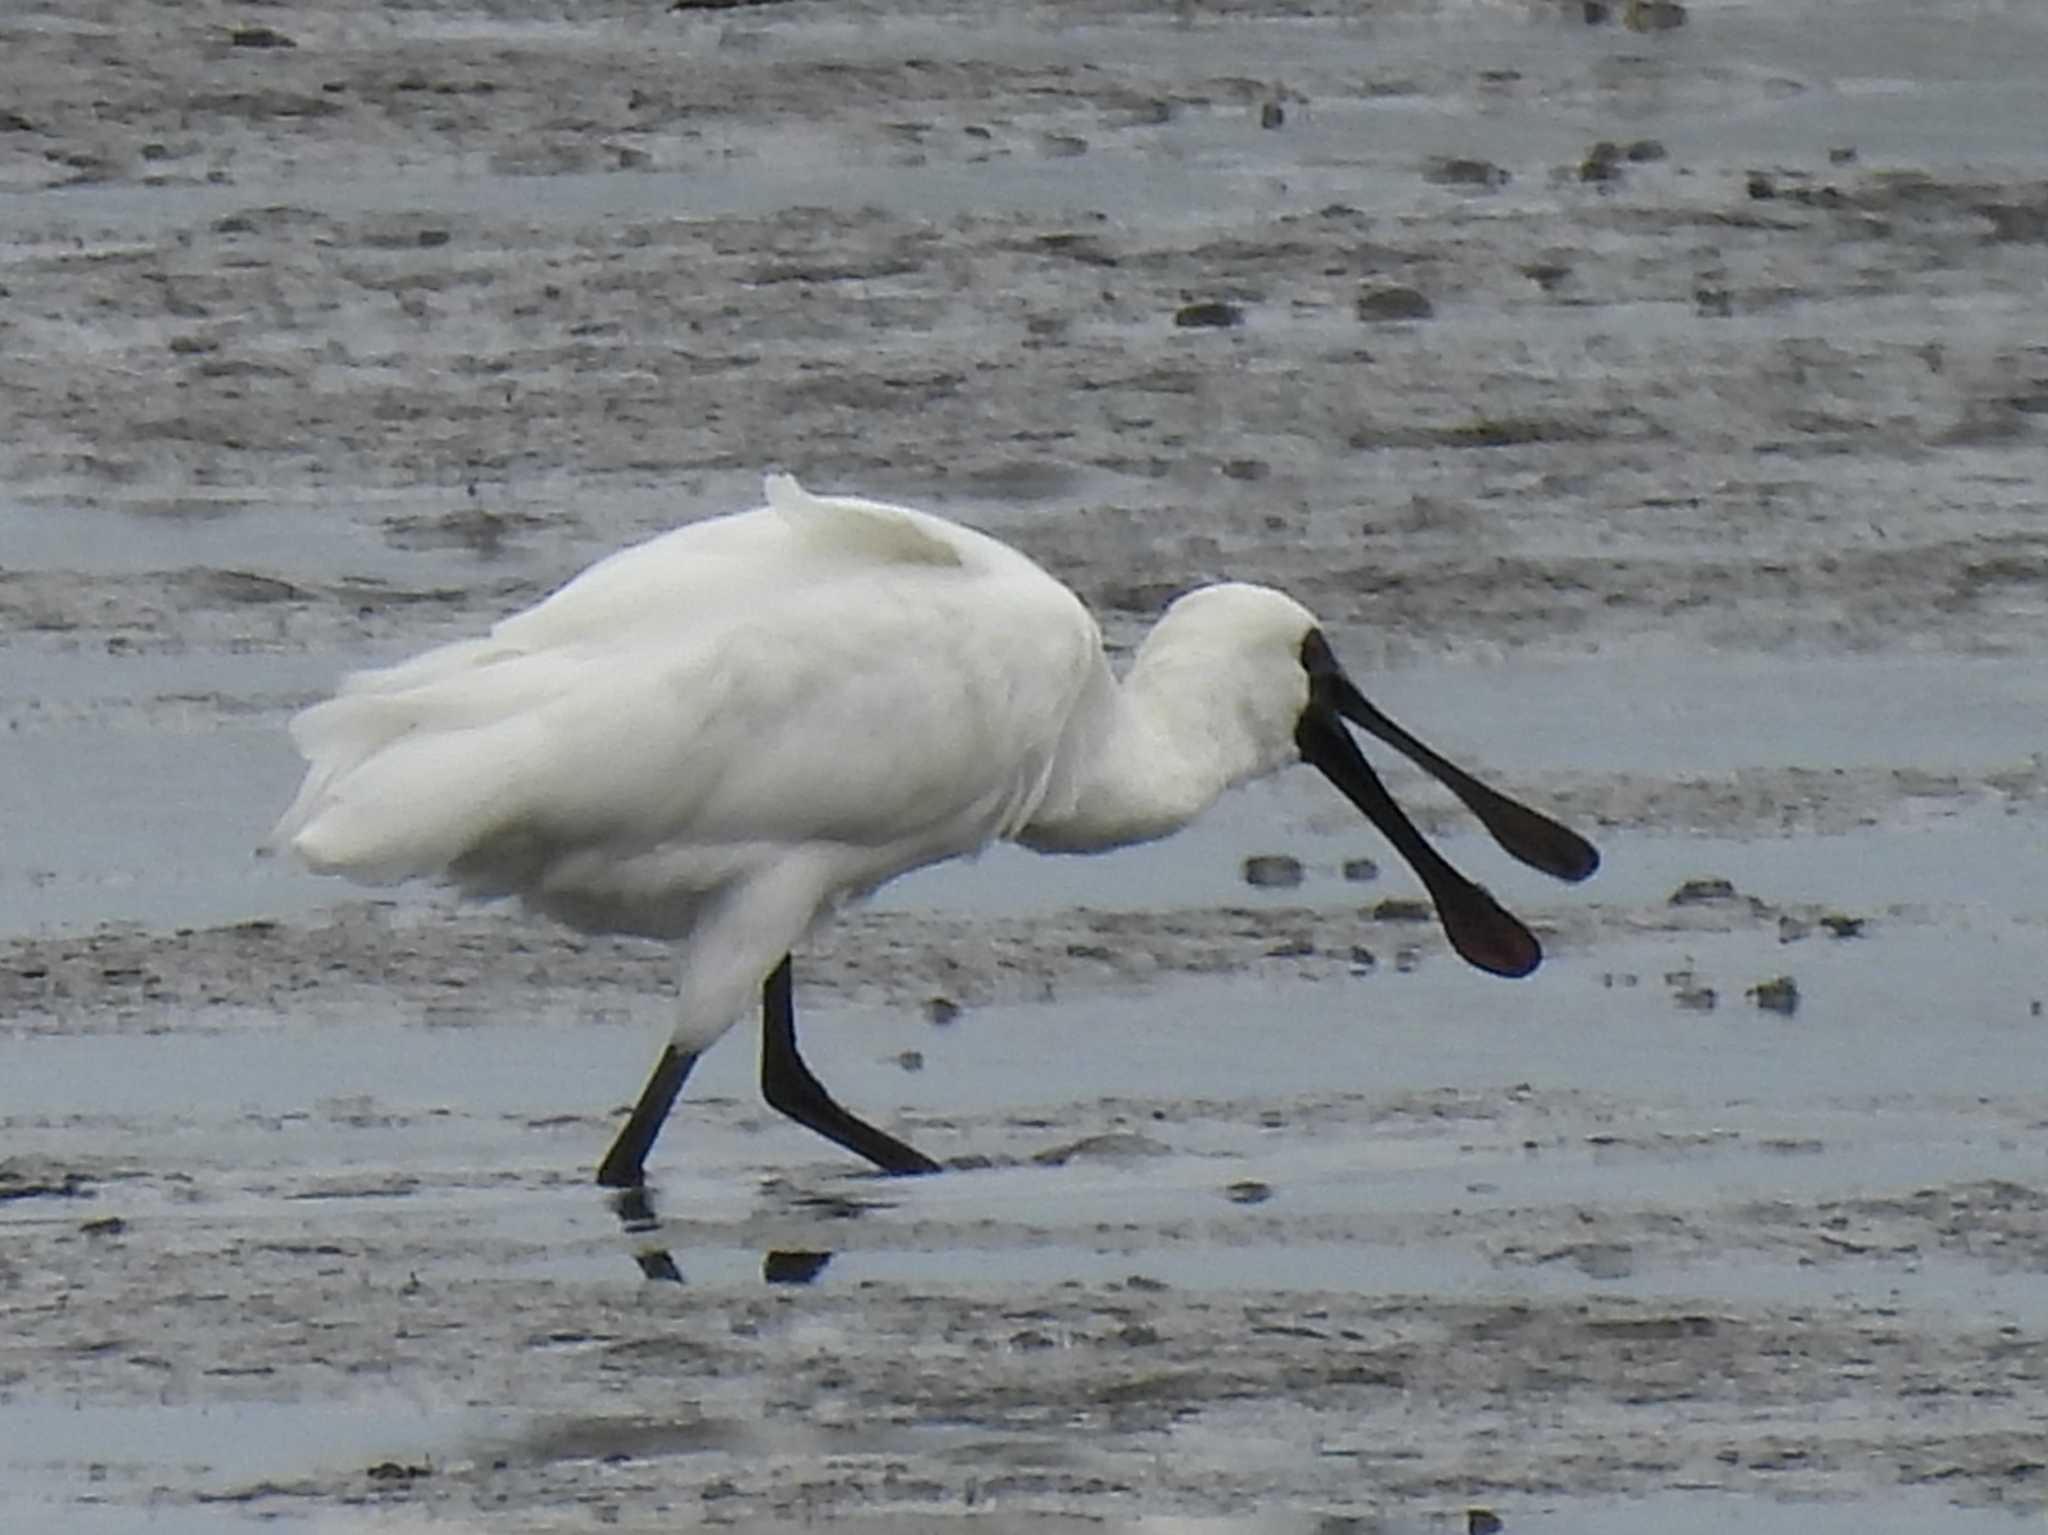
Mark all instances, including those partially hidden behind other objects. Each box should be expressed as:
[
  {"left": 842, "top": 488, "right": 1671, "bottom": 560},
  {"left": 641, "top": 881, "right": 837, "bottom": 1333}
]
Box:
[
  {"left": 280, "top": 570, "right": 1098, "bottom": 897},
  {"left": 440, "top": 475, "right": 983, "bottom": 661},
  {"left": 276, "top": 475, "right": 1065, "bottom": 854}
]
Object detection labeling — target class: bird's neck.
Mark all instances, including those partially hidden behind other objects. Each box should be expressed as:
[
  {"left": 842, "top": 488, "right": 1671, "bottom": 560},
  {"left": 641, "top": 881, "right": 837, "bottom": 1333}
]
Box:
[{"left": 1016, "top": 643, "right": 1285, "bottom": 855}]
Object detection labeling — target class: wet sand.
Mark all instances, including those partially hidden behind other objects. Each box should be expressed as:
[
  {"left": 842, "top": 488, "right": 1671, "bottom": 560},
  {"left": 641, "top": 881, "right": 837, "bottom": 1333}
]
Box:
[{"left": 4, "top": 0, "right": 2048, "bottom": 1529}]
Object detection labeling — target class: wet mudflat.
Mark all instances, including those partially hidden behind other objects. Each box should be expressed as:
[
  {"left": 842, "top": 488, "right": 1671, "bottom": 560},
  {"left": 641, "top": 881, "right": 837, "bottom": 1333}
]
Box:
[{"left": 4, "top": 0, "right": 2048, "bottom": 1529}]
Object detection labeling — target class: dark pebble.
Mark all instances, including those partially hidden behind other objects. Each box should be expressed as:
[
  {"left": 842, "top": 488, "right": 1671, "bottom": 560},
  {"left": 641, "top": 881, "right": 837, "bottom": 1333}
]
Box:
[
  {"left": 365, "top": 1461, "right": 432, "bottom": 1482},
  {"left": 1243, "top": 854, "right": 1305, "bottom": 888},
  {"left": 1372, "top": 897, "right": 1432, "bottom": 922},
  {"left": 1355, "top": 285, "right": 1433, "bottom": 322},
  {"left": 1625, "top": 0, "right": 1687, "bottom": 29},
  {"left": 1174, "top": 300, "right": 1243, "bottom": 329},
  {"left": 1748, "top": 976, "right": 1800, "bottom": 1015},
  {"left": 1580, "top": 141, "right": 1625, "bottom": 182},
  {"left": 1669, "top": 877, "right": 1737, "bottom": 906},
  {"left": 1424, "top": 156, "right": 1510, "bottom": 189}
]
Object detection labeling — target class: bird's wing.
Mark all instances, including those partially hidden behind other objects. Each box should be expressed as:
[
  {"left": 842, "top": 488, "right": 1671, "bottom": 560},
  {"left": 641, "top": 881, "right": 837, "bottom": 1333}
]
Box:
[
  {"left": 282, "top": 558, "right": 1101, "bottom": 911},
  {"left": 369, "top": 474, "right": 995, "bottom": 680},
  {"left": 276, "top": 475, "right": 1065, "bottom": 850}
]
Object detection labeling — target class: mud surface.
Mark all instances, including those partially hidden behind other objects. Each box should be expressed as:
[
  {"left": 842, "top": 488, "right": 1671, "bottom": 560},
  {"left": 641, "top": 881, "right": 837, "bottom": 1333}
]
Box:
[{"left": 4, "top": 0, "right": 2048, "bottom": 1530}]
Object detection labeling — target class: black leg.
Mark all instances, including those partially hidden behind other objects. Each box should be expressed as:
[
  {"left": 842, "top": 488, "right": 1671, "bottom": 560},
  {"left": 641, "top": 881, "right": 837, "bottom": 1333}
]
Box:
[
  {"left": 597, "top": 1043, "right": 697, "bottom": 1188},
  {"left": 760, "top": 955, "right": 941, "bottom": 1175}
]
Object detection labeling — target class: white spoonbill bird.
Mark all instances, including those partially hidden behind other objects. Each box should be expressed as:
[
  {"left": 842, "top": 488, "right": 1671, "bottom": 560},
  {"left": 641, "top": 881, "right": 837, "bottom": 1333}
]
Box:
[{"left": 274, "top": 474, "right": 1597, "bottom": 1188}]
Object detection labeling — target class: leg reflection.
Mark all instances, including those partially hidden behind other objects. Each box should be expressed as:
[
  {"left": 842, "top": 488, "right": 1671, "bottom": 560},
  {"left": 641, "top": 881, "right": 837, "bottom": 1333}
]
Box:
[
  {"left": 635, "top": 1248, "right": 685, "bottom": 1283},
  {"left": 762, "top": 1250, "right": 833, "bottom": 1285},
  {"left": 610, "top": 1184, "right": 660, "bottom": 1233},
  {"left": 604, "top": 1187, "right": 835, "bottom": 1286},
  {"left": 609, "top": 1185, "right": 685, "bottom": 1282}
]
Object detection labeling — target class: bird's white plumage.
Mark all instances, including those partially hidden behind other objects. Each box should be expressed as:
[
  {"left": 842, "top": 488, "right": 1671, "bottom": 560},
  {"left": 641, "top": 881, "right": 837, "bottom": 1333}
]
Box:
[
  {"left": 276, "top": 483, "right": 1600, "bottom": 1183},
  {"left": 277, "top": 475, "right": 1324, "bottom": 1056}
]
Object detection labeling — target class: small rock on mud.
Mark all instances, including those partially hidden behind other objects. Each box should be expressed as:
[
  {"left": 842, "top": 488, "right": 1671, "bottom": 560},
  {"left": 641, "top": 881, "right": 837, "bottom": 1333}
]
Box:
[
  {"left": 1372, "top": 898, "right": 1433, "bottom": 923},
  {"left": 1580, "top": 141, "right": 1625, "bottom": 182},
  {"left": 1173, "top": 299, "right": 1243, "bottom": 329},
  {"left": 1424, "top": 156, "right": 1509, "bottom": 189},
  {"left": 1243, "top": 854, "right": 1306, "bottom": 888},
  {"left": 1749, "top": 976, "right": 1801, "bottom": 1015},
  {"left": 1355, "top": 284, "right": 1434, "bottom": 322},
  {"left": 1670, "top": 878, "right": 1739, "bottom": 906}
]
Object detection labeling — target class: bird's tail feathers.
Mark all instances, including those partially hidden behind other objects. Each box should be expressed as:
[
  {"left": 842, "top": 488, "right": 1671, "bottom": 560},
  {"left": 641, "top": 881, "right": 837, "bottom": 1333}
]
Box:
[
  {"left": 272, "top": 644, "right": 585, "bottom": 872},
  {"left": 281, "top": 716, "right": 537, "bottom": 884}
]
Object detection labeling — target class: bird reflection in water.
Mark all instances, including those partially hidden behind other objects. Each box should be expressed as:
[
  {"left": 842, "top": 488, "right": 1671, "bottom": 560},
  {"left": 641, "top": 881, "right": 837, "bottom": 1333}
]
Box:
[{"left": 607, "top": 1184, "right": 836, "bottom": 1286}]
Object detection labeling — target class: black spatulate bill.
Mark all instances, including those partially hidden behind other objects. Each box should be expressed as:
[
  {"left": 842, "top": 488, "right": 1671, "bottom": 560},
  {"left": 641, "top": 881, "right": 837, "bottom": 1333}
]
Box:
[
  {"left": 1296, "top": 707, "right": 1542, "bottom": 978},
  {"left": 1301, "top": 631, "right": 1598, "bottom": 883},
  {"left": 1295, "top": 629, "right": 1600, "bottom": 978}
]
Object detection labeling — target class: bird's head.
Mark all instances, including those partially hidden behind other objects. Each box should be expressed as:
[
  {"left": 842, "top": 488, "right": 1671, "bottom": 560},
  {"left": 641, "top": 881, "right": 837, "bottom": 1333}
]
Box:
[{"left": 1150, "top": 582, "right": 1599, "bottom": 978}]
